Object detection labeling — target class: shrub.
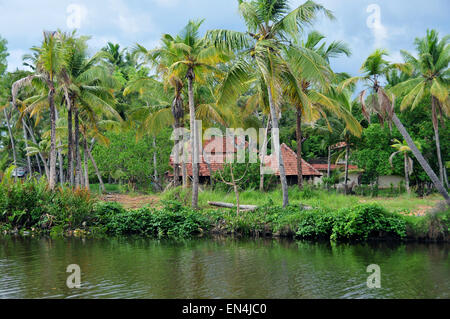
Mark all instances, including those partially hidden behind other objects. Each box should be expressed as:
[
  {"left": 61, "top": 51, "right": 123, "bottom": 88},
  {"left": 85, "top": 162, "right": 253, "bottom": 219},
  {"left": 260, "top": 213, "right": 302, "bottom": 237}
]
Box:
[
  {"left": 103, "top": 201, "right": 210, "bottom": 237},
  {"left": 330, "top": 204, "right": 407, "bottom": 241}
]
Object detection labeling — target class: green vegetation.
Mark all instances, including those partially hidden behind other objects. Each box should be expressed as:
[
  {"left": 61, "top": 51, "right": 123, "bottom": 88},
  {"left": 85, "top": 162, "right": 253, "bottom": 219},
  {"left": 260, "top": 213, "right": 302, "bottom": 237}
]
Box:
[
  {"left": 1, "top": 177, "right": 448, "bottom": 242},
  {"left": 0, "top": 1, "right": 448, "bottom": 244}
]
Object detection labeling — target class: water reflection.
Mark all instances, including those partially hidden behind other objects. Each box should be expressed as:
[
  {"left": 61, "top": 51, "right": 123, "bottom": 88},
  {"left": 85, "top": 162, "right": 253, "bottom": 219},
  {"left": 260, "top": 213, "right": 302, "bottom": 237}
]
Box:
[{"left": 0, "top": 237, "right": 448, "bottom": 299}]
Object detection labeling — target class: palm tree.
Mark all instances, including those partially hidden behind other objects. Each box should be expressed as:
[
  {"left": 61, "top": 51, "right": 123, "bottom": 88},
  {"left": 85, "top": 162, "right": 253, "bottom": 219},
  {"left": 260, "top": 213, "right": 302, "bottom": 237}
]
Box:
[
  {"left": 61, "top": 35, "right": 119, "bottom": 188},
  {"left": 341, "top": 49, "right": 450, "bottom": 205},
  {"left": 132, "top": 35, "right": 188, "bottom": 187},
  {"left": 12, "top": 31, "right": 67, "bottom": 189},
  {"left": 390, "top": 30, "right": 449, "bottom": 187},
  {"left": 207, "top": 0, "right": 334, "bottom": 207},
  {"left": 283, "top": 31, "right": 355, "bottom": 189},
  {"left": 390, "top": 139, "right": 420, "bottom": 195},
  {"left": 162, "top": 19, "right": 229, "bottom": 209},
  {"left": 326, "top": 87, "right": 362, "bottom": 194}
]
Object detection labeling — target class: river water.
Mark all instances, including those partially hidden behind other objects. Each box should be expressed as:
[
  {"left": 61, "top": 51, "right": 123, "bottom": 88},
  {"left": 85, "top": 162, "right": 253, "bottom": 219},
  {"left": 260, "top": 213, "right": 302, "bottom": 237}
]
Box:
[{"left": 0, "top": 237, "right": 448, "bottom": 299}]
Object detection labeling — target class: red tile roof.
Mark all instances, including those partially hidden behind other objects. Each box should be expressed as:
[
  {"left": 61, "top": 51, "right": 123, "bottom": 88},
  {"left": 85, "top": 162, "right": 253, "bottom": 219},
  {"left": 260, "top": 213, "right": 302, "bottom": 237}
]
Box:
[
  {"left": 169, "top": 139, "right": 322, "bottom": 177},
  {"left": 263, "top": 144, "right": 322, "bottom": 177}
]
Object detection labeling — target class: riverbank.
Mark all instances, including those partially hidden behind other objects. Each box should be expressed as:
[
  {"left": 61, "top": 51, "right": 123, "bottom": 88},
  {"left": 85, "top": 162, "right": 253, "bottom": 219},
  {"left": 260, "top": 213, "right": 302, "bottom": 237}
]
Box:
[{"left": 1, "top": 180, "right": 448, "bottom": 242}]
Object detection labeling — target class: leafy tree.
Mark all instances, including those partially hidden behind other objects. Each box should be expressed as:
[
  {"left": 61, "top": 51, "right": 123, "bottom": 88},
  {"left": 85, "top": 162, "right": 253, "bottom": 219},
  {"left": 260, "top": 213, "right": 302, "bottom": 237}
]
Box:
[{"left": 207, "top": 0, "right": 334, "bottom": 207}]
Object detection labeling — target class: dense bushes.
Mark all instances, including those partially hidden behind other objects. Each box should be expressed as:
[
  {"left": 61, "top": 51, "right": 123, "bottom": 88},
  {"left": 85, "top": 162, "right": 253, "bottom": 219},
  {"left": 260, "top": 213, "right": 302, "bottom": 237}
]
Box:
[
  {"left": 0, "top": 178, "right": 94, "bottom": 232},
  {"left": 101, "top": 201, "right": 210, "bottom": 237},
  {"left": 208, "top": 204, "right": 411, "bottom": 241}
]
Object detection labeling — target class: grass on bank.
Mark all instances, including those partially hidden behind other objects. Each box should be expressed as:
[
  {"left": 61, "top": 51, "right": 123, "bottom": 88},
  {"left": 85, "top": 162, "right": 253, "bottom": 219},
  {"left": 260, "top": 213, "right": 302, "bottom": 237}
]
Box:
[{"left": 161, "top": 186, "right": 442, "bottom": 215}]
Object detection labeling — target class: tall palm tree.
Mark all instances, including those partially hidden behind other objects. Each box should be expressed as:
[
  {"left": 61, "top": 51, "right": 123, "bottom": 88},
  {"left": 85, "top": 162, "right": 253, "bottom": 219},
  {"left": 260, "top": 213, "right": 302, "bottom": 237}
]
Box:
[
  {"left": 389, "top": 139, "right": 420, "bottom": 195},
  {"left": 206, "top": 0, "right": 334, "bottom": 207},
  {"left": 326, "top": 87, "right": 362, "bottom": 194},
  {"left": 61, "top": 35, "right": 119, "bottom": 188},
  {"left": 390, "top": 30, "right": 449, "bottom": 187},
  {"left": 12, "top": 31, "right": 67, "bottom": 189},
  {"left": 132, "top": 35, "right": 188, "bottom": 187},
  {"left": 283, "top": 31, "right": 354, "bottom": 189},
  {"left": 341, "top": 49, "right": 450, "bottom": 205},
  {"left": 161, "top": 19, "right": 229, "bottom": 209}
]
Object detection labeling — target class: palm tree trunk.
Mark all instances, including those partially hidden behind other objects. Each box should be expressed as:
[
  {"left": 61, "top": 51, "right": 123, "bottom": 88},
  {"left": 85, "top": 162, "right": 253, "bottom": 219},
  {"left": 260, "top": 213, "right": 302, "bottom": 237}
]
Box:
[
  {"left": 344, "top": 141, "right": 350, "bottom": 195},
  {"left": 392, "top": 113, "right": 449, "bottom": 205},
  {"left": 3, "top": 108, "right": 17, "bottom": 168},
  {"left": 67, "top": 103, "right": 74, "bottom": 186},
  {"left": 23, "top": 120, "right": 49, "bottom": 178},
  {"left": 48, "top": 85, "right": 57, "bottom": 189},
  {"left": 327, "top": 146, "right": 332, "bottom": 178},
  {"left": 21, "top": 119, "right": 32, "bottom": 177},
  {"left": 54, "top": 108, "right": 64, "bottom": 186},
  {"left": 35, "top": 154, "right": 42, "bottom": 177},
  {"left": 296, "top": 110, "right": 303, "bottom": 189},
  {"left": 203, "top": 147, "right": 214, "bottom": 187},
  {"left": 152, "top": 136, "right": 161, "bottom": 191},
  {"left": 83, "top": 138, "right": 89, "bottom": 190},
  {"left": 404, "top": 152, "right": 410, "bottom": 195},
  {"left": 86, "top": 141, "right": 105, "bottom": 193},
  {"left": 267, "top": 83, "right": 289, "bottom": 208},
  {"left": 229, "top": 164, "right": 240, "bottom": 215},
  {"left": 327, "top": 146, "right": 332, "bottom": 190},
  {"left": 187, "top": 68, "right": 199, "bottom": 209},
  {"left": 432, "top": 96, "right": 444, "bottom": 185},
  {"left": 74, "top": 105, "right": 82, "bottom": 188},
  {"left": 260, "top": 115, "right": 270, "bottom": 192}
]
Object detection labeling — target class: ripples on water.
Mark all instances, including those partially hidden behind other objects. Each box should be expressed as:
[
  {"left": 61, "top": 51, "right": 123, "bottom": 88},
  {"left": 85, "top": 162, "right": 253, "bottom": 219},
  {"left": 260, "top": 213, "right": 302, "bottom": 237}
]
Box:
[{"left": 0, "top": 237, "right": 448, "bottom": 299}]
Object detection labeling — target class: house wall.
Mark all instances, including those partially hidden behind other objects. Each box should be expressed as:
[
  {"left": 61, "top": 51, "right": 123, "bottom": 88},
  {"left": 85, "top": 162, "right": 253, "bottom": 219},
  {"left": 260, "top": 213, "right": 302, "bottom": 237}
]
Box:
[{"left": 377, "top": 175, "right": 404, "bottom": 188}]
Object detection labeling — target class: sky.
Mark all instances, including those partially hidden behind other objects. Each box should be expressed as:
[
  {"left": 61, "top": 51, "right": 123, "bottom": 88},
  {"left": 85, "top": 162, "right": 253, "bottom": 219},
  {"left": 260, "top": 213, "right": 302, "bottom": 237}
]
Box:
[{"left": 1, "top": 0, "right": 449, "bottom": 77}]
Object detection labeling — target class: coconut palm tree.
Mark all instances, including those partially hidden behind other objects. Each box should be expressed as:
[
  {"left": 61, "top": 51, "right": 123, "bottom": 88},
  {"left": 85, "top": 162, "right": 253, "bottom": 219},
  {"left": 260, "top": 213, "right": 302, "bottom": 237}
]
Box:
[
  {"left": 283, "top": 31, "right": 356, "bottom": 189},
  {"left": 131, "top": 36, "right": 188, "bottom": 187},
  {"left": 206, "top": 0, "right": 334, "bottom": 207},
  {"left": 389, "top": 139, "right": 420, "bottom": 195},
  {"left": 160, "top": 19, "right": 229, "bottom": 209},
  {"left": 390, "top": 30, "right": 449, "bottom": 187},
  {"left": 341, "top": 49, "right": 450, "bottom": 205},
  {"left": 12, "top": 31, "right": 68, "bottom": 189},
  {"left": 60, "top": 35, "right": 119, "bottom": 188}
]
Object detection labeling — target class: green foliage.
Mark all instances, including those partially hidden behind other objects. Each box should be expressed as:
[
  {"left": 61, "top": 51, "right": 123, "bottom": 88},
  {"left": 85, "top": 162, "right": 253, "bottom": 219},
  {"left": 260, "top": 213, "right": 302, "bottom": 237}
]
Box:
[
  {"left": 0, "top": 177, "right": 95, "bottom": 230},
  {"left": 102, "top": 201, "right": 210, "bottom": 238},
  {"left": 91, "top": 129, "right": 172, "bottom": 190},
  {"left": 330, "top": 204, "right": 407, "bottom": 241}
]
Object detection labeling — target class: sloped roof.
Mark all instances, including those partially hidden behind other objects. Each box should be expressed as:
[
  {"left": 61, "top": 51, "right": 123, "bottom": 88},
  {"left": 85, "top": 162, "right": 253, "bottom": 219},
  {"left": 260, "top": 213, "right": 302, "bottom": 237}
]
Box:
[
  {"left": 263, "top": 144, "right": 322, "bottom": 177},
  {"left": 169, "top": 139, "right": 322, "bottom": 177}
]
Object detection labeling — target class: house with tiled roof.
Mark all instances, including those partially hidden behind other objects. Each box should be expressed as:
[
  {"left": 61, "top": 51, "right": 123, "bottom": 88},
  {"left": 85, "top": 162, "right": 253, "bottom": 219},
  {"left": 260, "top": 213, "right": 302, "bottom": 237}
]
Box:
[
  {"left": 262, "top": 143, "right": 322, "bottom": 185},
  {"left": 169, "top": 138, "right": 322, "bottom": 184}
]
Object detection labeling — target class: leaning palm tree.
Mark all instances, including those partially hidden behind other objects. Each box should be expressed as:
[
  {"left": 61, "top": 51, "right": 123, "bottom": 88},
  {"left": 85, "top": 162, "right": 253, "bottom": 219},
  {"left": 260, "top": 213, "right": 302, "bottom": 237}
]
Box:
[
  {"left": 389, "top": 139, "right": 420, "bottom": 195},
  {"left": 340, "top": 49, "right": 450, "bottom": 205},
  {"left": 390, "top": 30, "right": 449, "bottom": 187},
  {"left": 206, "top": 0, "right": 334, "bottom": 207}
]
